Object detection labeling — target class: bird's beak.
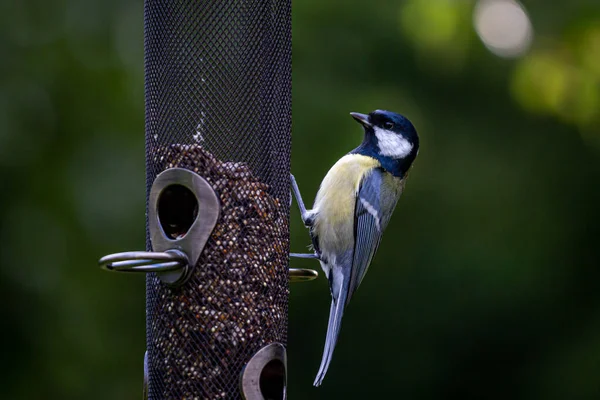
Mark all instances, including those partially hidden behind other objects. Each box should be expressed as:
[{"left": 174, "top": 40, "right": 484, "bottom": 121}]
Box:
[{"left": 350, "top": 112, "right": 372, "bottom": 128}]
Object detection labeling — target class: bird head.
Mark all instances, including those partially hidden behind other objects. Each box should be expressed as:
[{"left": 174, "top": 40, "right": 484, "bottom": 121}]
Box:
[{"left": 351, "top": 109, "right": 419, "bottom": 161}]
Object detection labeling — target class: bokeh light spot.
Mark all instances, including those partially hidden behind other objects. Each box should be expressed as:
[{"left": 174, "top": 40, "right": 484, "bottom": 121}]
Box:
[
  {"left": 511, "top": 52, "right": 569, "bottom": 114},
  {"left": 400, "top": 0, "right": 468, "bottom": 50},
  {"left": 474, "top": 0, "right": 533, "bottom": 58},
  {"left": 399, "top": 0, "right": 471, "bottom": 71}
]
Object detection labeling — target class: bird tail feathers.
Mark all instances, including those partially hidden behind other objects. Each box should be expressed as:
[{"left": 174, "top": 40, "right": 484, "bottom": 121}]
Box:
[{"left": 313, "top": 281, "right": 348, "bottom": 386}]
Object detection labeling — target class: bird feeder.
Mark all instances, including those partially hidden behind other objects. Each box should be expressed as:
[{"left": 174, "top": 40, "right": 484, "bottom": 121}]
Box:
[{"left": 98, "top": 1, "right": 317, "bottom": 398}]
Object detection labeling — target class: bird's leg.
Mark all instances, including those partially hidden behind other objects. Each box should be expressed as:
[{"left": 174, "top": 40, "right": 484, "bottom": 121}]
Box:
[
  {"left": 289, "top": 174, "right": 321, "bottom": 262},
  {"left": 290, "top": 174, "right": 314, "bottom": 227},
  {"left": 290, "top": 252, "right": 320, "bottom": 259}
]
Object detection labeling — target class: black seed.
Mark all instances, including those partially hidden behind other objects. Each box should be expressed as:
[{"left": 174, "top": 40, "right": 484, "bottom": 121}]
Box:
[{"left": 148, "top": 144, "right": 290, "bottom": 399}]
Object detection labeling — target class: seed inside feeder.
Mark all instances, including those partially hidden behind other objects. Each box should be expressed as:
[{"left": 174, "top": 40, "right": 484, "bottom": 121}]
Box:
[{"left": 147, "top": 144, "right": 289, "bottom": 400}]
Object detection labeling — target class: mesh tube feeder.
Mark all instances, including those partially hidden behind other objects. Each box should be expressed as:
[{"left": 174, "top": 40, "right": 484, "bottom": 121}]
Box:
[{"left": 98, "top": 1, "right": 317, "bottom": 398}]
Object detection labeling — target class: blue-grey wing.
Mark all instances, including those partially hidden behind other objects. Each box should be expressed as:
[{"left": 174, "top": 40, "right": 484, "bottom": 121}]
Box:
[{"left": 349, "top": 168, "right": 403, "bottom": 299}]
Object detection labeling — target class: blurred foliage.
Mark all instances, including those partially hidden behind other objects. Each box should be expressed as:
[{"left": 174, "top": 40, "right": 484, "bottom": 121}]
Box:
[{"left": 1, "top": 0, "right": 599, "bottom": 399}]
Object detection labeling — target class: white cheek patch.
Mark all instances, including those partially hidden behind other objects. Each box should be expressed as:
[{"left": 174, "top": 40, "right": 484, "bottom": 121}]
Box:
[{"left": 374, "top": 127, "right": 413, "bottom": 159}]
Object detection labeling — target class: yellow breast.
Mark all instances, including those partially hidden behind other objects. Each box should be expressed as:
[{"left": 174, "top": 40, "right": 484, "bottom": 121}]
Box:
[{"left": 312, "top": 154, "right": 381, "bottom": 254}]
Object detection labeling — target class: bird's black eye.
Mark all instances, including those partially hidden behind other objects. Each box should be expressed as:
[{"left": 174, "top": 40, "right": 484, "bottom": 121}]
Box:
[{"left": 383, "top": 121, "right": 394, "bottom": 130}]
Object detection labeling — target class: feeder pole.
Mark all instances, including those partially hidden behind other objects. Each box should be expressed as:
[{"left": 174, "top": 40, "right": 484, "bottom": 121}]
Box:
[
  {"left": 143, "top": 0, "right": 291, "bottom": 398},
  {"left": 99, "top": 0, "right": 317, "bottom": 398}
]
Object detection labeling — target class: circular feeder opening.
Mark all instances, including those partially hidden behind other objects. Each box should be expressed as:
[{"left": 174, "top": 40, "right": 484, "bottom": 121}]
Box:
[
  {"left": 157, "top": 184, "right": 198, "bottom": 239},
  {"left": 259, "top": 359, "right": 286, "bottom": 400}
]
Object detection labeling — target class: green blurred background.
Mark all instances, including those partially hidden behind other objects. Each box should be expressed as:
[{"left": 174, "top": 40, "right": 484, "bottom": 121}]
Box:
[{"left": 1, "top": 0, "right": 600, "bottom": 398}]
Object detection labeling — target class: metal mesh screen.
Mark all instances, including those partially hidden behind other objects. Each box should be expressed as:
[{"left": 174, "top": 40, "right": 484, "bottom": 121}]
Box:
[{"left": 144, "top": 0, "right": 292, "bottom": 398}]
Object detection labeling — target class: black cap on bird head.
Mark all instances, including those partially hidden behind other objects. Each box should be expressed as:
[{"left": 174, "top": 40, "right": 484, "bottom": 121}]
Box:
[{"left": 350, "top": 109, "right": 419, "bottom": 176}]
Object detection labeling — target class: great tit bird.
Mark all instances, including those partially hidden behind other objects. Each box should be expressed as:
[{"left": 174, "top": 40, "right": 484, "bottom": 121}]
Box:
[{"left": 290, "top": 109, "right": 419, "bottom": 386}]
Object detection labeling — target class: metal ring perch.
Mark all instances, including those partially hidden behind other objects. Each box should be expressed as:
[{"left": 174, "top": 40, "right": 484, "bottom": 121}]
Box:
[
  {"left": 99, "top": 250, "right": 188, "bottom": 273},
  {"left": 289, "top": 268, "right": 318, "bottom": 282},
  {"left": 100, "top": 250, "right": 317, "bottom": 282}
]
